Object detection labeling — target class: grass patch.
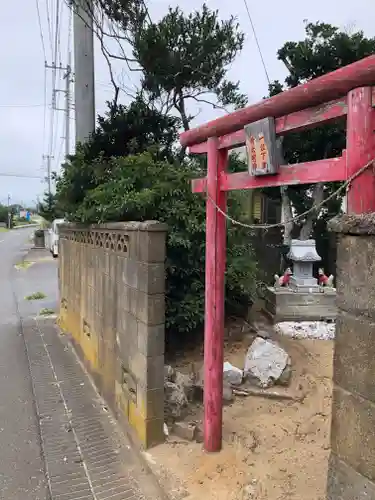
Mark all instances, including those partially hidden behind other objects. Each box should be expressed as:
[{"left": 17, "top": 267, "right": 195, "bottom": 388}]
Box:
[
  {"left": 39, "top": 308, "right": 55, "bottom": 316},
  {"left": 25, "top": 291, "right": 46, "bottom": 301},
  {"left": 15, "top": 261, "right": 34, "bottom": 270},
  {"left": 0, "top": 227, "right": 8, "bottom": 232}
]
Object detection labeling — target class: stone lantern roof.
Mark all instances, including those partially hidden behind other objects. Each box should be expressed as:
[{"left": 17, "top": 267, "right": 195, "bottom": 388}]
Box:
[{"left": 287, "top": 239, "right": 322, "bottom": 262}]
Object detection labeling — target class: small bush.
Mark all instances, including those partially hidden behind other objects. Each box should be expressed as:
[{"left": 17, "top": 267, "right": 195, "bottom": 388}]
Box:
[
  {"left": 25, "top": 291, "right": 46, "bottom": 300},
  {"left": 39, "top": 308, "right": 55, "bottom": 316}
]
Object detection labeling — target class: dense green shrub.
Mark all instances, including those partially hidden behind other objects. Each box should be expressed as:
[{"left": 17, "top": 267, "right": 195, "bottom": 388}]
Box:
[{"left": 57, "top": 152, "right": 257, "bottom": 337}]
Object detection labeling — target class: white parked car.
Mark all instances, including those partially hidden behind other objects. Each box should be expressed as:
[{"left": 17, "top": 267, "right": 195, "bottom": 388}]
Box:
[{"left": 49, "top": 219, "right": 65, "bottom": 258}]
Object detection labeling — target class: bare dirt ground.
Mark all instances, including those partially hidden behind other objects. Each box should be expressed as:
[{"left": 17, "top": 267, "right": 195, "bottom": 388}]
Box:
[{"left": 146, "top": 329, "right": 333, "bottom": 500}]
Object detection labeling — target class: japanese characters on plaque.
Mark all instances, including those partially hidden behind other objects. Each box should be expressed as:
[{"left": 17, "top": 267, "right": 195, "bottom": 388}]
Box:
[{"left": 245, "top": 117, "right": 279, "bottom": 176}]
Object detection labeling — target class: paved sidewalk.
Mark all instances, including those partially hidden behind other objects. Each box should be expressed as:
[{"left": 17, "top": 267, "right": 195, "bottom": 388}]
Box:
[
  {"left": 0, "top": 228, "right": 48, "bottom": 499},
  {"left": 13, "top": 248, "right": 166, "bottom": 500}
]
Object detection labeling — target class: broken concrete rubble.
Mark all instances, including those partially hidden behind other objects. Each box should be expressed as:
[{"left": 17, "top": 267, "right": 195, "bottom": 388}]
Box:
[
  {"left": 278, "top": 356, "right": 292, "bottom": 386},
  {"left": 194, "top": 366, "right": 234, "bottom": 404},
  {"left": 173, "top": 421, "right": 196, "bottom": 441},
  {"left": 164, "top": 380, "right": 189, "bottom": 422},
  {"left": 244, "top": 337, "right": 290, "bottom": 388},
  {"left": 164, "top": 366, "right": 190, "bottom": 422},
  {"left": 223, "top": 361, "right": 243, "bottom": 386},
  {"left": 164, "top": 364, "right": 175, "bottom": 382},
  {"left": 174, "top": 370, "right": 196, "bottom": 402},
  {"left": 164, "top": 338, "right": 292, "bottom": 431}
]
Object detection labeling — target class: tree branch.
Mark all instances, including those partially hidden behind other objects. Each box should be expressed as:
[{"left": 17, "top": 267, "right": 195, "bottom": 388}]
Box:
[
  {"left": 299, "top": 182, "right": 324, "bottom": 240},
  {"left": 187, "top": 95, "right": 230, "bottom": 114},
  {"left": 280, "top": 186, "right": 294, "bottom": 246}
]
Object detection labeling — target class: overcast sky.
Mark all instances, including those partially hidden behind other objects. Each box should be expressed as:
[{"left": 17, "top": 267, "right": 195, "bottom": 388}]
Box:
[{"left": 0, "top": 0, "right": 374, "bottom": 206}]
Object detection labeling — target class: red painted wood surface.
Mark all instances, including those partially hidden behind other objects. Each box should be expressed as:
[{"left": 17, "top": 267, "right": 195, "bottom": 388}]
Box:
[
  {"left": 189, "top": 97, "right": 348, "bottom": 154},
  {"left": 204, "top": 138, "right": 227, "bottom": 452},
  {"left": 180, "top": 56, "right": 375, "bottom": 147},
  {"left": 192, "top": 157, "right": 346, "bottom": 193},
  {"left": 346, "top": 87, "right": 375, "bottom": 213}
]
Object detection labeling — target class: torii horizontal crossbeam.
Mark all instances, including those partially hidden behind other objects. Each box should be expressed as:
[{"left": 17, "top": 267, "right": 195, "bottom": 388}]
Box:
[{"left": 192, "top": 157, "right": 346, "bottom": 193}]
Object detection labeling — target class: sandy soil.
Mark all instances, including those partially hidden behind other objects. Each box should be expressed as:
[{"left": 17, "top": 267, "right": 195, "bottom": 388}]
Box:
[{"left": 146, "top": 331, "right": 333, "bottom": 500}]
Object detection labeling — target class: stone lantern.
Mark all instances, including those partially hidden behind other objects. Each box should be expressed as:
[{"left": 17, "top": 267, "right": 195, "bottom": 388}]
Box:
[{"left": 287, "top": 239, "right": 321, "bottom": 292}]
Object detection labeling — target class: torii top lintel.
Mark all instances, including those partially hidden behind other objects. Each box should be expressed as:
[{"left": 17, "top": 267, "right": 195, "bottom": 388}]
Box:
[{"left": 179, "top": 55, "right": 375, "bottom": 148}]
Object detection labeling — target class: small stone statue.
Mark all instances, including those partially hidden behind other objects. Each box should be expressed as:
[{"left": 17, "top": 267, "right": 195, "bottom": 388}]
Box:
[
  {"left": 318, "top": 268, "right": 334, "bottom": 288},
  {"left": 274, "top": 267, "right": 292, "bottom": 288}
]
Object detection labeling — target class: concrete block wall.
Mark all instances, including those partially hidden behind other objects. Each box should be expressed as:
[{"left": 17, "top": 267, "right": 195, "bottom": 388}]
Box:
[
  {"left": 327, "top": 214, "right": 375, "bottom": 498},
  {"left": 59, "top": 221, "right": 167, "bottom": 448}
]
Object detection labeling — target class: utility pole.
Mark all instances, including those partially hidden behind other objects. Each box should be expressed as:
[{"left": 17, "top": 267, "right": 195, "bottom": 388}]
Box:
[
  {"left": 73, "top": 0, "right": 95, "bottom": 144},
  {"left": 42, "top": 154, "right": 54, "bottom": 197},
  {"left": 63, "top": 57, "right": 72, "bottom": 159},
  {"left": 46, "top": 62, "right": 72, "bottom": 160},
  {"left": 7, "top": 194, "right": 11, "bottom": 229}
]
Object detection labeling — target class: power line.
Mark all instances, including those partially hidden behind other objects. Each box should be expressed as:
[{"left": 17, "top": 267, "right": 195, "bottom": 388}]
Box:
[
  {"left": 0, "top": 173, "right": 44, "bottom": 179},
  {"left": 0, "top": 103, "right": 45, "bottom": 108},
  {"left": 57, "top": 0, "right": 64, "bottom": 65},
  {"left": 53, "top": 0, "right": 61, "bottom": 68},
  {"left": 45, "top": 0, "right": 54, "bottom": 58},
  {"left": 35, "top": 0, "right": 47, "bottom": 62},
  {"left": 242, "top": 0, "right": 271, "bottom": 86}
]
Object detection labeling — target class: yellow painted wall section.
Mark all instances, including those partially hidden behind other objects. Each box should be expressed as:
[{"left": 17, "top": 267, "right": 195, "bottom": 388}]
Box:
[
  {"left": 128, "top": 399, "right": 147, "bottom": 446},
  {"left": 59, "top": 308, "right": 100, "bottom": 374}
]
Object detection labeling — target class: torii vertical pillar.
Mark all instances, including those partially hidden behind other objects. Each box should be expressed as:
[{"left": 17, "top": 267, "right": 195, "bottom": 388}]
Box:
[
  {"left": 204, "top": 138, "right": 227, "bottom": 452},
  {"left": 346, "top": 86, "right": 375, "bottom": 214}
]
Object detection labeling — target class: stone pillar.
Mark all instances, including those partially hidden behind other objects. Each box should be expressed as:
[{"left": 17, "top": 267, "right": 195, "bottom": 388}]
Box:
[{"left": 327, "top": 214, "right": 375, "bottom": 498}]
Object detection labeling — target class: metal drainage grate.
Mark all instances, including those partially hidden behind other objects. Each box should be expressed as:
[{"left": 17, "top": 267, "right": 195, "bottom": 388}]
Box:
[{"left": 23, "top": 319, "right": 160, "bottom": 500}]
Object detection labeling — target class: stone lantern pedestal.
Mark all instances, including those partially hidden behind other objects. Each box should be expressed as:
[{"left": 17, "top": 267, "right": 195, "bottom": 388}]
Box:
[{"left": 264, "top": 239, "right": 337, "bottom": 322}]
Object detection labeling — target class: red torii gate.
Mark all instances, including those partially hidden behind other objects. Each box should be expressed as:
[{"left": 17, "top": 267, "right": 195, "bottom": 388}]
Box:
[{"left": 179, "top": 55, "right": 375, "bottom": 453}]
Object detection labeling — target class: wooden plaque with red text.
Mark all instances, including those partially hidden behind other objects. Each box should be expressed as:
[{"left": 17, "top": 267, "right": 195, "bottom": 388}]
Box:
[{"left": 245, "top": 117, "right": 279, "bottom": 176}]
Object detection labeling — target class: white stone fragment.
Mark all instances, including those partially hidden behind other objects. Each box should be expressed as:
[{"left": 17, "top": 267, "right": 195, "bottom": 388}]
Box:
[
  {"left": 244, "top": 337, "right": 289, "bottom": 388},
  {"left": 274, "top": 321, "right": 335, "bottom": 340},
  {"left": 223, "top": 361, "right": 243, "bottom": 386}
]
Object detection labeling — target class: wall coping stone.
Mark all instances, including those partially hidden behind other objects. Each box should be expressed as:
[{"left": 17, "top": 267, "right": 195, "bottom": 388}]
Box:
[
  {"left": 328, "top": 213, "right": 375, "bottom": 235},
  {"left": 60, "top": 221, "right": 168, "bottom": 232}
]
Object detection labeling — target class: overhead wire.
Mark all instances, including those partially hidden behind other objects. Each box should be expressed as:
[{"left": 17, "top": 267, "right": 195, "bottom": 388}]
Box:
[
  {"left": 34, "top": 0, "right": 50, "bottom": 184},
  {"left": 0, "top": 103, "right": 45, "bottom": 108},
  {"left": 57, "top": 0, "right": 64, "bottom": 65},
  {"left": 242, "top": 0, "right": 271, "bottom": 86},
  {"left": 45, "top": 0, "right": 54, "bottom": 59},
  {"left": 51, "top": 0, "right": 61, "bottom": 158},
  {"left": 52, "top": 0, "right": 72, "bottom": 174},
  {"left": 47, "top": 0, "right": 64, "bottom": 184},
  {"left": 35, "top": 0, "right": 47, "bottom": 63},
  {"left": 0, "top": 173, "right": 44, "bottom": 179}
]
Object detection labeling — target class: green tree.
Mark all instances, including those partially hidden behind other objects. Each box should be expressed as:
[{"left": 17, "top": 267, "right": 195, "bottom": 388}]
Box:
[
  {"left": 0, "top": 204, "right": 10, "bottom": 226},
  {"left": 133, "top": 5, "right": 247, "bottom": 130},
  {"left": 91, "top": 2, "right": 247, "bottom": 127},
  {"left": 266, "top": 22, "right": 375, "bottom": 255},
  {"left": 57, "top": 97, "right": 179, "bottom": 217},
  {"left": 38, "top": 191, "right": 64, "bottom": 223}
]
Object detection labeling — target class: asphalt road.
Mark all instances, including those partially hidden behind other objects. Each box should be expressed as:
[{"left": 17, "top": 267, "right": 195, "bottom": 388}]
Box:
[
  {"left": 0, "top": 228, "right": 165, "bottom": 500},
  {"left": 0, "top": 228, "right": 48, "bottom": 499}
]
